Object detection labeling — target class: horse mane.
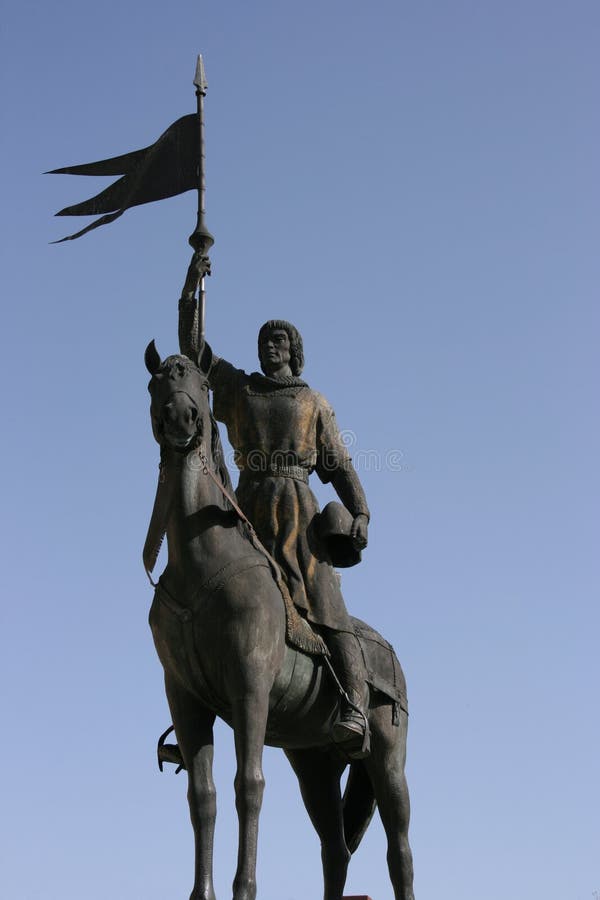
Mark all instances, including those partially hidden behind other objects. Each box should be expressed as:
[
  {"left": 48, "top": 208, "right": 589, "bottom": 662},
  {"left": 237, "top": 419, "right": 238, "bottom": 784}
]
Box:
[
  {"left": 209, "top": 406, "right": 235, "bottom": 498},
  {"left": 156, "top": 353, "right": 239, "bottom": 518},
  {"left": 207, "top": 408, "right": 252, "bottom": 539}
]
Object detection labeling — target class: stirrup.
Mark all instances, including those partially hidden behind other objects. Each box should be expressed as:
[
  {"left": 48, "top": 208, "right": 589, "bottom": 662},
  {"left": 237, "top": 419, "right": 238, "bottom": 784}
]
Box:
[
  {"left": 331, "top": 708, "right": 371, "bottom": 760},
  {"left": 157, "top": 725, "right": 185, "bottom": 773}
]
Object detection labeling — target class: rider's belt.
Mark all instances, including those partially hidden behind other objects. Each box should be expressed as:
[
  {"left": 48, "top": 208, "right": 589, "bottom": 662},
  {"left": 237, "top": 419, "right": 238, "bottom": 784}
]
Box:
[{"left": 258, "top": 464, "right": 309, "bottom": 483}]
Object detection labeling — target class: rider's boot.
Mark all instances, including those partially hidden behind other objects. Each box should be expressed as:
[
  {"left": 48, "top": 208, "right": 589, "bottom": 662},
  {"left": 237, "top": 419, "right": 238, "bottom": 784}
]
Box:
[{"left": 326, "top": 629, "right": 370, "bottom": 757}]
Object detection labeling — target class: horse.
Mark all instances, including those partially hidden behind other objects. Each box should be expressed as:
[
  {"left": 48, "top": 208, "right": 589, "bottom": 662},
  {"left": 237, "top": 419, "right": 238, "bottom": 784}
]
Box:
[{"left": 143, "top": 342, "right": 415, "bottom": 900}]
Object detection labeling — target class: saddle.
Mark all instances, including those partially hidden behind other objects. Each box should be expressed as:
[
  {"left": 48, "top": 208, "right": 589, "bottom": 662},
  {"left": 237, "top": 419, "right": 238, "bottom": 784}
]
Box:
[{"left": 352, "top": 618, "right": 408, "bottom": 723}]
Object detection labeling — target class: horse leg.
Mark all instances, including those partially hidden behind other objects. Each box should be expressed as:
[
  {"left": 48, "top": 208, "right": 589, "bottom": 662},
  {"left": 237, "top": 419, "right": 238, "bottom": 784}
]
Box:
[
  {"left": 165, "top": 676, "right": 217, "bottom": 900},
  {"left": 230, "top": 689, "right": 270, "bottom": 900},
  {"left": 365, "top": 706, "right": 415, "bottom": 900},
  {"left": 285, "top": 748, "right": 350, "bottom": 900}
]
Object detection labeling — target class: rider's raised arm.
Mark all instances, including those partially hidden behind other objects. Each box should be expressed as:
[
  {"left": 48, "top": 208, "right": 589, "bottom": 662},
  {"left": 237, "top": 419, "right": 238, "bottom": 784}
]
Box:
[
  {"left": 178, "top": 292, "right": 200, "bottom": 360},
  {"left": 196, "top": 343, "right": 248, "bottom": 430},
  {"left": 178, "top": 251, "right": 212, "bottom": 360},
  {"left": 177, "top": 253, "right": 246, "bottom": 420}
]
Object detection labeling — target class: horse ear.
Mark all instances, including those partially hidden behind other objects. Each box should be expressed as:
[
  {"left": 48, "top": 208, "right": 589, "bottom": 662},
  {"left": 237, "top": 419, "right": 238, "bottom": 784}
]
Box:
[{"left": 145, "top": 340, "right": 162, "bottom": 374}]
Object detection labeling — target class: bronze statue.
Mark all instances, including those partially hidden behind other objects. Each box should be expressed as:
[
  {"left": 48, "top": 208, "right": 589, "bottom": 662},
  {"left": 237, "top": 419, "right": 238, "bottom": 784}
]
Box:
[
  {"left": 49, "top": 55, "right": 415, "bottom": 900},
  {"left": 144, "top": 340, "right": 415, "bottom": 900}
]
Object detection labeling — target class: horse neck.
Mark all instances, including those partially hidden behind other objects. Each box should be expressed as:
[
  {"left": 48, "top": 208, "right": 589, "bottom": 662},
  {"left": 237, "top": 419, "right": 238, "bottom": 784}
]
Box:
[{"left": 163, "top": 445, "right": 247, "bottom": 589}]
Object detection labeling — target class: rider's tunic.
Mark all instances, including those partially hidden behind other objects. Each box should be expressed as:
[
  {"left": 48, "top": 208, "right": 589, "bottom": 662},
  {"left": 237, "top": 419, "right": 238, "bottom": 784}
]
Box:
[{"left": 209, "top": 359, "right": 369, "bottom": 632}]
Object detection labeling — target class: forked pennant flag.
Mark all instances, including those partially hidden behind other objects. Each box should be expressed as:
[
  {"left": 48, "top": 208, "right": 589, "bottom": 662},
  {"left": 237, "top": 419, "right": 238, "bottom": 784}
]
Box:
[{"left": 47, "top": 114, "right": 199, "bottom": 242}]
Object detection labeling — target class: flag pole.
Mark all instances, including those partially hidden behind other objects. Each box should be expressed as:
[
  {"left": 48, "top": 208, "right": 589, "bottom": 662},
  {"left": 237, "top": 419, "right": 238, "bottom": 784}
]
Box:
[{"left": 188, "top": 54, "right": 214, "bottom": 345}]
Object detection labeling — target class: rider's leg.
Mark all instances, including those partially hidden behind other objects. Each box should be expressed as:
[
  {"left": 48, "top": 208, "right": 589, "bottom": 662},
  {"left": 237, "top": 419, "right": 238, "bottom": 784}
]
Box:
[{"left": 325, "top": 628, "right": 369, "bottom": 742}]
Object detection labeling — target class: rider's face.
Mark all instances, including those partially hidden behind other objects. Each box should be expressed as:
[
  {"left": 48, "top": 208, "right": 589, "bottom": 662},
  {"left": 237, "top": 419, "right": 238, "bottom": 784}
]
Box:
[{"left": 259, "top": 329, "right": 291, "bottom": 375}]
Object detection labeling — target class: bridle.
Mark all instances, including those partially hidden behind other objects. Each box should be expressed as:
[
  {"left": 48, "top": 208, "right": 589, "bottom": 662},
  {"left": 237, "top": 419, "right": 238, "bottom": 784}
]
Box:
[{"left": 145, "top": 384, "right": 256, "bottom": 587}]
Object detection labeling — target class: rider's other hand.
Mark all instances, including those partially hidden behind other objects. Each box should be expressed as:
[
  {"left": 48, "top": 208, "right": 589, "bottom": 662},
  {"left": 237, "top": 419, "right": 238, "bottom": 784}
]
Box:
[{"left": 351, "top": 514, "right": 369, "bottom": 550}]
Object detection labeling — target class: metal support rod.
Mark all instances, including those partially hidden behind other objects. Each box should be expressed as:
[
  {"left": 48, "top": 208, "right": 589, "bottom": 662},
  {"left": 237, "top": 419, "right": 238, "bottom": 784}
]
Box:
[
  {"left": 194, "top": 56, "right": 208, "bottom": 243},
  {"left": 198, "top": 276, "right": 206, "bottom": 343},
  {"left": 188, "top": 54, "right": 214, "bottom": 346}
]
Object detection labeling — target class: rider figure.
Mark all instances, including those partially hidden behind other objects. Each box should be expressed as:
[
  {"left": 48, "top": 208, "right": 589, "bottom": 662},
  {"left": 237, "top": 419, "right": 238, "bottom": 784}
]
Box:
[{"left": 180, "top": 264, "right": 370, "bottom": 750}]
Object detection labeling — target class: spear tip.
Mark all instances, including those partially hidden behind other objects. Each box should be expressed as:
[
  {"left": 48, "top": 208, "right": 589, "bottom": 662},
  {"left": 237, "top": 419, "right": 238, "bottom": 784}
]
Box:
[{"left": 193, "top": 54, "right": 208, "bottom": 93}]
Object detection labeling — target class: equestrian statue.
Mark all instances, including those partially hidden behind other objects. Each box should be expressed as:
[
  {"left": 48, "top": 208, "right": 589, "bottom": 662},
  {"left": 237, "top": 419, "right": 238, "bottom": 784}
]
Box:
[
  {"left": 47, "top": 53, "right": 416, "bottom": 900},
  {"left": 140, "top": 248, "right": 415, "bottom": 899}
]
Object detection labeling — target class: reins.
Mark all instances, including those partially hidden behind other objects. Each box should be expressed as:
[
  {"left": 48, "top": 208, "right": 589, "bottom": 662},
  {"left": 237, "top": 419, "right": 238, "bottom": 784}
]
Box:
[
  {"left": 143, "top": 440, "right": 259, "bottom": 588},
  {"left": 143, "top": 436, "right": 274, "bottom": 584},
  {"left": 195, "top": 446, "right": 258, "bottom": 535}
]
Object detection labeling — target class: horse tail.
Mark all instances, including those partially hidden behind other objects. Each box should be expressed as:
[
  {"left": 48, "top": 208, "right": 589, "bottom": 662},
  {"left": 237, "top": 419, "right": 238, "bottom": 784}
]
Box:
[{"left": 342, "top": 760, "right": 377, "bottom": 853}]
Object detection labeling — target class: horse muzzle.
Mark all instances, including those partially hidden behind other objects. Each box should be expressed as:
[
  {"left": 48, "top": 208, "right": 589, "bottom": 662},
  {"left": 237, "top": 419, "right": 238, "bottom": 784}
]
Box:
[{"left": 158, "top": 391, "right": 203, "bottom": 449}]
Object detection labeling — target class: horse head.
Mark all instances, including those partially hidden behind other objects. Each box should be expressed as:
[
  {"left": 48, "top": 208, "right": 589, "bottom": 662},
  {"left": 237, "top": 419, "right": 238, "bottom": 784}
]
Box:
[{"left": 145, "top": 341, "right": 210, "bottom": 451}]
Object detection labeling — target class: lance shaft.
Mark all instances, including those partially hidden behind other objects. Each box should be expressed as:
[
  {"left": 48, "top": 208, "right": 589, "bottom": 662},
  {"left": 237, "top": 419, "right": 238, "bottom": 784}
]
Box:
[{"left": 188, "top": 54, "right": 214, "bottom": 345}]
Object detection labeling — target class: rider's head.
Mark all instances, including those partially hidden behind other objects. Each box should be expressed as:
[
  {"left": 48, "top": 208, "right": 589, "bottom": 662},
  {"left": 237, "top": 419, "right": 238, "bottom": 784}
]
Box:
[{"left": 258, "top": 320, "right": 304, "bottom": 377}]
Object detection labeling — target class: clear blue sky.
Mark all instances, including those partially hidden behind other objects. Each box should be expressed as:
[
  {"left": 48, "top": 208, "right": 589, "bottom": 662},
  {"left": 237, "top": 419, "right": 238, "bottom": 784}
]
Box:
[{"left": 2, "top": 2, "right": 598, "bottom": 898}]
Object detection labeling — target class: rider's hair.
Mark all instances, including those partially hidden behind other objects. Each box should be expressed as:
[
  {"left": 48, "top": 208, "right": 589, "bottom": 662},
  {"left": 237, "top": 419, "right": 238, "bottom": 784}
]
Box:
[{"left": 258, "top": 320, "right": 304, "bottom": 376}]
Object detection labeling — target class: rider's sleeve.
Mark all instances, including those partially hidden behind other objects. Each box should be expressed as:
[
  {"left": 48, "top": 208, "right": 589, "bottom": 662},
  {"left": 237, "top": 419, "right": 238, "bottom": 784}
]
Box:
[
  {"left": 205, "top": 351, "right": 247, "bottom": 426},
  {"left": 314, "top": 395, "right": 370, "bottom": 520},
  {"left": 178, "top": 294, "right": 200, "bottom": 360},
  {"left": 329, "top": 466, "right": 370, "bottom": 521}
]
